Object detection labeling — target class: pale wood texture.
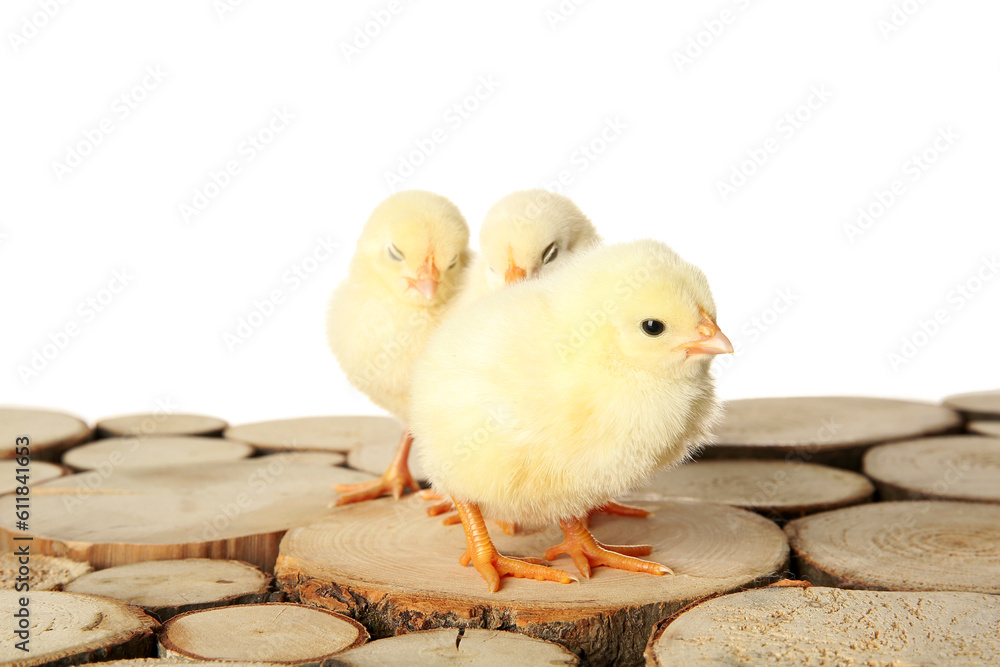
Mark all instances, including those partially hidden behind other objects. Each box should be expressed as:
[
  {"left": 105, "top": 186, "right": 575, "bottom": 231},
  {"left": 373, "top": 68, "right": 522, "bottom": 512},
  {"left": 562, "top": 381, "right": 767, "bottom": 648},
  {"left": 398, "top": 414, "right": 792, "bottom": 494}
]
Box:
[
  {"left": 863, "top": 435, "right": 1000, "bottom": 502},
  {"left": 645, "top": 586, "right": 1000, "bottom": 666},
  {"left": 0, "top": 407, "right": 93, "bottom": 461},
  {"left": 698, "top": 396, "right": 961, "bottom": 469},
  {"left": 0, "top": 590, "right": 158, "bottom": 666},
  {"left": 96, "top": 412, "right": 228, "bottom": 438},
  {"left": 225, "top": 416, "right": 402, "bottom": 455},
  {"left": 62, "top": 436, "right": 254, "bottom": 472},
  {"left": 786, "top": 501, "right": 1000, "bottom": 593},
  {"left": 329, "top": 628, "right": 579, "bottom": 666},
  {"left": 0, "top": 553, "right": 92, "bottom": 591},
  {"left": 64, "top": 558, "right": 274, "bottom": 620},
  {"left": 944, "top": 389, "right": 1000, "bottom": 421},
  {"left": 99, "top": 661, "right": 284, "bottom": 667},
  {"left": 626, "top": 460, "right": 873, "bottom": 521},
  {"left": 968, "top": 420, "right": 1000, "bottom": 437},
  {"left": 277, "top": 498, "right": 789, "bottom": 667},
  {"left": 0, "top": 460, "right": 66, "bottom": 494},
  {"left": 158, "top": 602, "right": 368, "bottom": 664},
  {"left": 0, "top": 456, "right": 375, "bottom": 571}
]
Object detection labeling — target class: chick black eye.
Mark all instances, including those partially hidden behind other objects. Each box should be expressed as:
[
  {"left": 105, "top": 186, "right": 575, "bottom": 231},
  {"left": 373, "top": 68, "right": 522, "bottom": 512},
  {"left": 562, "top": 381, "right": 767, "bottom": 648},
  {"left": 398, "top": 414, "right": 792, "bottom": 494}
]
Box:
[
  {"left": 641, "top": 319, "right": 665, "bottom": 337},
  {"left": 388, "top": 244, "right": 404, "bottom": 261},
  {"left": 448, "top": 257, "right": 458, "bottom": 269},
  {"left": 541, "top": 242, "right": 558, "bottom": 264}
]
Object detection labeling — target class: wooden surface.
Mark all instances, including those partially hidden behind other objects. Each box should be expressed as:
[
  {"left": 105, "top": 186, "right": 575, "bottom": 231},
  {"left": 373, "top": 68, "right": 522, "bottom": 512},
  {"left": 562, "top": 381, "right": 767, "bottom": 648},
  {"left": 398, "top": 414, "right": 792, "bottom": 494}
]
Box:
[
  {"left": 63, "top": 435, "right": 254, "bottom": 472},
  {"left": 626, "top": 460, "right": 873, "bottom": 521},
  {"left": 0, "top": 460, "right": 65, "bottom": 494},
  {"left": 968, "top": 420, "right": 1000, "bottom": 437},
  {"left": 0, "top": 407, "right": 92, "bottom": 461},
  {"left": 96, "top": 412, "right": 228, "bottom": 438},
  {"left": 698, "top": 396, "right": 961, "bottom": 469},
  {"left": 329, "top": 628, "right": 579, "bottom": 666},
  {"left": 0, "top": 456, "right": 374, "bottom": 572},
  {"left": 225, "top": 415, "right": 402, "bottom": 454},
  {"left": 98, "top": 661, "right": 285, "bottom": 667},
  {"left": 944, "top": 389, "right": 1000, "bottom": 421},
  {"left": 0, "top": 553, "right": 92, "bottom": 591},
  {"left": 64, "top": 558, "right": 274, "bottom": 620},
  {"left": 277, "top": 498, "right": 789, "bottom": 667},
  {"left": 0, "top": 590, "right": 158, "bottom": 666},
  {"left": 786, "top": 501, "right": 1000, "bottom": 593},
  {"left": 158, "top": 602, "right": 368, "bottom": 664},
  {"left": 645, "top": 586, "right": 1000, "bottom": 666},
  {"left": 863, "top": 435, "right": 1000, "bottom": 502}
]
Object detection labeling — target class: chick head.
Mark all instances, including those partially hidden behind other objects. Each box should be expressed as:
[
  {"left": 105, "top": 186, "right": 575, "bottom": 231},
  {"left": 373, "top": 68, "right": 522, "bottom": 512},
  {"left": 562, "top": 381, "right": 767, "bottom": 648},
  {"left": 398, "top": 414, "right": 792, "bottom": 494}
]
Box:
[
  {"left": 357, "top": 190, "right": 469, "bottom": 305},
  {"left": 556, "top": 239, "right": 733, "bottom": 377},
  {"left": 479, "top": 189, "right": 599, "bottom": 291}
]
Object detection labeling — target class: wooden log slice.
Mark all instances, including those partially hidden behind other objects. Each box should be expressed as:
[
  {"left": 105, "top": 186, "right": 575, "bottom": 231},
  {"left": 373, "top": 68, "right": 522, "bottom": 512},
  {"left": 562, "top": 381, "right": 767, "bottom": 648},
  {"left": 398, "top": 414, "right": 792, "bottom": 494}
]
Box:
[
  {"left": 96, "top": 412, "right": 228, "bottom": 438},
  {"left": 0, "top": 458, "right": 375, "bottom": 572},
  {"left": 626, "top": 460, "right": 873, "bottom": 522},
  {"left": 328, "top": 628, "right": 579, "bottom": 666},
  {"left": 225, "top": 416, "right": 402, "bottom": 455},
  {"left": 0, "top": 590, "right": 158, "bottom": 666},
  {"left": 698, "top": 396, "right": 961, "bottom": 469},
  {"left": 943, "top": 389, "right": 1000, "bottom": 421},
  {"left": 0, "top": 407, "right": 93, "bottom": 462},
  {"left": 863, "top": 436, "right": 1000, "bottom": 502},
  {"left": 0, "top": 460, "right": 66, "bottom": 495},
  {"left": 158, "top": 602, "right": 368, "bottom": 664},
  {"left": 276, "top": 499, "right": 789, "bottom": 667},
  {"left": 99, "top": 661, "right": 284, "bottom": 667},
  {"left": 644, "top": 586, "right": 1000, "bottom": 666},
  {"left": 62, "top": 436, "right": 254, "bottom": 472},
  {"left": 785, "top": 501, "right": 1000, "bottom": 593},
  {"left": 64, "top": 558, "right": 273, "bottom": 621},
  {"left": 968, "top": 420, "right": 1000, "bottom": 437},
  {"left": 0, "top": 553, "right": 92, "bottom": 591}
]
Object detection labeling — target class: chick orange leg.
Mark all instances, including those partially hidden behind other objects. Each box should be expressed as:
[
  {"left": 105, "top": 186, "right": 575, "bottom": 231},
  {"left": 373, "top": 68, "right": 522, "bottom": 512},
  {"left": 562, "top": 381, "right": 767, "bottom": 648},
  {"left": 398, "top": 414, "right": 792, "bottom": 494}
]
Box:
[
  {"left": 545, "top": 517, "right": 673, "bottom": 579},
  {"left": 424, "top": 491, "right": 517, "bottom": 534},
  {"left": 591, "top": 500, "right": 651, "bottom": 519},
  {"left": 334, "top": 431, "right": 421, "bottom": 505},
  {"left": 453, "top": 499, "right": 574, "bottom": 593}
]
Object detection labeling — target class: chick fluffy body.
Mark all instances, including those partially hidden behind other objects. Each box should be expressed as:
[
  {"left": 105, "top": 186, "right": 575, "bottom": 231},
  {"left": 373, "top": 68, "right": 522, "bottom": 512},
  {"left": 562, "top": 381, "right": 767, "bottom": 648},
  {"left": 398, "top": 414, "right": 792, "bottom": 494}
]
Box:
[
  {"left": 327, "top": 191, "right": 470, "bottom": 423},
  {"left": 411, "top": 240, "right": 721, "bottom": 527}
]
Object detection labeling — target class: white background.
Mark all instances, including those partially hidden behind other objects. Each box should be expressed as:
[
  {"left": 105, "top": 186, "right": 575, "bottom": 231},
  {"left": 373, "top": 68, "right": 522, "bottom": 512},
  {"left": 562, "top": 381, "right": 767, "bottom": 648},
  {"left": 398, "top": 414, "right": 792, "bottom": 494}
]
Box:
[{"left": 2, "top": 0, "right": 998, "bottom": 427}]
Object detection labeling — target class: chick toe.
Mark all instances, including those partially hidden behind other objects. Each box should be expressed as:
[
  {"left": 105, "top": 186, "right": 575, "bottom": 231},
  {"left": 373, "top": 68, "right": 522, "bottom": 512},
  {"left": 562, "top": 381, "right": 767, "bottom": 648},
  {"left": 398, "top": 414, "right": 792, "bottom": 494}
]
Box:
[{"left": 545, "top": 517, "right": 672, "bottom": 578}]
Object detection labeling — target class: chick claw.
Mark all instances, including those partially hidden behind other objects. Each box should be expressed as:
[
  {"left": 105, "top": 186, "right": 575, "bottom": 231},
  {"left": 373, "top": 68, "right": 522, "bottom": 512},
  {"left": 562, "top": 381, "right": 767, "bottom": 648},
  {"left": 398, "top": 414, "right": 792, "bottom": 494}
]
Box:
[{"left": 545, "top": 517, "right": 672, "bottom": 579}]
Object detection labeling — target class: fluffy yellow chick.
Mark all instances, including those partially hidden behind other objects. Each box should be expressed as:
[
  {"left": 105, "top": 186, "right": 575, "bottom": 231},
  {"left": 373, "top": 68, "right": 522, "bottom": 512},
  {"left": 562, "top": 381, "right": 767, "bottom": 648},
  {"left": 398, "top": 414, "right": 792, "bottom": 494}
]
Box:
[
  {"left": 410, "top": 239, "right": 733, "bottom": 592},
  {"left": 328, "top": 190, "right": 470, "bottom": 504}
]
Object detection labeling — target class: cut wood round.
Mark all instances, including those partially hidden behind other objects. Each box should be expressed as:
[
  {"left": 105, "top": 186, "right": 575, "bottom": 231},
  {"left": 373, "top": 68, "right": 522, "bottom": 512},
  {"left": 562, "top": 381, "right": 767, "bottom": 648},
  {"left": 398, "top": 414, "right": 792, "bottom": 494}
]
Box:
[
  {"left": 697, "top": 396, "right": 961, "bottom": 469},
  {"left": 0, "top": 460, "right": 66, "bottom": 494},
  {"left": 225, "top": 416, "right": 402, "bottom": 455},
  {"left": 0, "top": 590, "right": 158, "bottom": 666},
  {"left": 785, "top": 501, "right": 1000, "bottom": 593},
  {"left": 99, "top": 661, "right": 285, "bottom": 667},
  {"left": 158, "top": 602, "right": 368, "bottom": 664},
  {"left": 626, "top": 460, "right": 873, "bottom": 522},
  {"left": 329, "top": 628, "right": 578, "bottom": 666},
  {"left": 944, "top": 389, "right": 1000, "bottom": 421},
  {"left": 276, "top": 498, "right": 789, "bottom": 667},
  {"left": 863, "top": 435, "right": 1000, "bottom": 503},
  {"left": 62, "top": 436, "right": 254, "bottom": 472},
  {"left": 0, "top": 553, "right": 92, "bottom": 591},
  {"left": 968, "top": 420, "right": 1000, "bottom": 437},
  {"left": 0, "top": 407, "right": 93, "bottom": 462},
  {"left": 0, "top": 457, "right": 375, "bottom": 572},
  {"left": 64, "top": 558, "right": 273, "bottom": 621},
  {"left": 644, "top": 586, "right": 1000, "bottom": 666},
  {"left": 96, "top": 412, "right": 228, "bottom": 438}
]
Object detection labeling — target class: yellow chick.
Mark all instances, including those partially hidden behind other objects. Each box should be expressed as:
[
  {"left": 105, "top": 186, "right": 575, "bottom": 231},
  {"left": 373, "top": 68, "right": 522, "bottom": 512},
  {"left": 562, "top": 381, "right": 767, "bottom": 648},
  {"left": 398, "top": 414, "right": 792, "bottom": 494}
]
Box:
[
  {"left": 410, "top": 239, "right": 733, "bottom": 592},
  {"left": 328, "top": 190, "right": 470, "bottom": 504}
]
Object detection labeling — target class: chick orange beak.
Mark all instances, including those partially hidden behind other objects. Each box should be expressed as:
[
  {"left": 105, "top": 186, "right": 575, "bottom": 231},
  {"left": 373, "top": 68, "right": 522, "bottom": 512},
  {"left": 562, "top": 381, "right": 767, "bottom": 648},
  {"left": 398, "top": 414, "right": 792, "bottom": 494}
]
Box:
[
  {"left": 504, "top": 247, "right": 527, "bottom": 285},
  {"left": 678, "top": 312, "right": 734, "bottom": 357},
  {"left": 407, "top": 256, "right": 440, "bottom": 300}
]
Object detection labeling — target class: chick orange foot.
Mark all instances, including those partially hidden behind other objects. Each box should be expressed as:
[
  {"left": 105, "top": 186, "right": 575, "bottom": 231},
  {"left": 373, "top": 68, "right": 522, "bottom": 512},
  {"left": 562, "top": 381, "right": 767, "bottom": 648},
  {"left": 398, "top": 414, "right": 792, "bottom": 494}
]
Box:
[
  {"left": 545, "top": 517, "right": 673, "bottom": 578},
  {"left": 334, "top": 432, "right": 420, "bottom": 505},
  {"left": 589, "top": 500, "right": 651, "bottom": 521},
  {"left": 454, "top": 499, "right": 574, "bottom": 593}
]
